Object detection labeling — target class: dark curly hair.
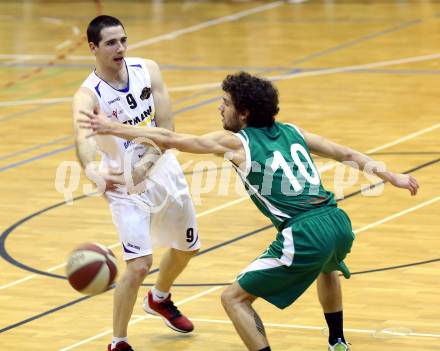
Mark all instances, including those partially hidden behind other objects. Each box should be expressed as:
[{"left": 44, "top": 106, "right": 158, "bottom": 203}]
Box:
[
  {"left": 87, "top": 15, "right": 125, "bottom": 46},
  {"left": 222, "top": 72, "right": 279, "bottom": 128}
]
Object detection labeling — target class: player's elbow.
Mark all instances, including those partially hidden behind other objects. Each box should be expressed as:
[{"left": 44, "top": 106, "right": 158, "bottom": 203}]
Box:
[
  {"left": 336, "top": 146, "right": 355, "bottom": 163},
  {"left": 340, "top": 150, "right": 353, "bottom": 162}
]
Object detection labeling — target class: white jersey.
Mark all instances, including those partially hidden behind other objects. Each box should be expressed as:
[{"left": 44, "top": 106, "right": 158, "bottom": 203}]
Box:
[{"left": 81, "top": 57, "right": 160, "bottom": 195}]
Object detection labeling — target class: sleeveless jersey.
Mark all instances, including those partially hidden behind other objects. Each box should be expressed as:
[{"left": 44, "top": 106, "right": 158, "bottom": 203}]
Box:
[
  {"left": 235, "top": 122, "right": 336, "bottom": 230},
  {"left": 81, "top": 57, "right": 157, "bottom": 194}
]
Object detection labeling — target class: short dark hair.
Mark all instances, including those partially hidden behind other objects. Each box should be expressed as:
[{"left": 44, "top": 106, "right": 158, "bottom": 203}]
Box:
[
  {"left": 222, "top": 72, "right": 279, "bottom": 128},
  {"left": 87, "top": 15, "right": 125, "bottom": 46}
]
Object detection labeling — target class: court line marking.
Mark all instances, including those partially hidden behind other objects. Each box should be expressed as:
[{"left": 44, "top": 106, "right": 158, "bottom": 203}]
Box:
[
  {"left": 0, "top": 1, "right": 282, "bottom": 88},
  {"left": 289, "top": 19, "right": 420, "bottom": 66},
  {"left": 0, "top": 123, "right": 438, "bottom": 290},
  {"left": 131, "top": 316, "right": 440, "bottom": 339},
  {"left": 169, "top": 52, "right": 440, "bottom": 92},
  {"left": 129, "top": 1, "right": 284, "bottom": 50},
  {"left": 0, "top": 198, "right": 251, "bottom": 291},
  {"left": 56, "top": 196, "right": 440, "bottom": 350},
  {"left": 366, "top": 123, "right": 440, "bottom": 153},
  {"left": 2, "top": 51, "right": 439, "bottom": 107},
  {"left": 1, "top": 94, "right": 437, "bottom": 172},
  {"left": 0, "top": 1, "right": 283, "bottom": 64},
  {"left": 0, "top": 136, "right": 71, "bottom": 161},
  {"left": 55, "top": 40, "right": 73, "bottom": 51},
  {"left": 0, "top": 3, "right": 418, "bottom": 66},
  {"left": 0, "top": 95, "right": 437, "bottom": 172},
  {"left": 354, "top": 196, "right": 440, "bottom": 235}
]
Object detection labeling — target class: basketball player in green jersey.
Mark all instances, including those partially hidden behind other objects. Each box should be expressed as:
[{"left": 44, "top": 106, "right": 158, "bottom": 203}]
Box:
[{"left": 79, "top": 72, "right": 419, "bottom": 351}]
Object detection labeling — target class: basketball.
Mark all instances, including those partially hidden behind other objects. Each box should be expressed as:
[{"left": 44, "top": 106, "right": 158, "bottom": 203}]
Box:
[{"left": 66, "top": 242, "right": 118, "bottom": 295}]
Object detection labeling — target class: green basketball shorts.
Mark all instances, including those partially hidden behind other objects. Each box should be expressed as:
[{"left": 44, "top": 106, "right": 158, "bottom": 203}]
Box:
[{"left": 237, "top": 206, "right": 355, "bottom": 309}]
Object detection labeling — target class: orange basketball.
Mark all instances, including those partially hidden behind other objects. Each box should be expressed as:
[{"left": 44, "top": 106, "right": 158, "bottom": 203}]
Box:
[{"left": 66, "top": 242, "right": 118, "bottom": 295}]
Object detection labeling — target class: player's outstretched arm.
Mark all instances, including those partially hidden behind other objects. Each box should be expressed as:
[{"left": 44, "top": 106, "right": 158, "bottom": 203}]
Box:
[
  {"left": 301, "top": 129, "right": 420, "bottom": 196},
  {"left": 79, "top": 109, "right": 245, "bottom": 163}
]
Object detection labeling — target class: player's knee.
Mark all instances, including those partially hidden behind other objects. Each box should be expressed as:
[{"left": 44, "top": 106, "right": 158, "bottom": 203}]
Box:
[
  {"left": 188, "top": 248, "right": 200, "bottom": 257},
  {"left": 221, "top": 284, "right": 245, "bottom": 310},
  {"left": 171, "top": 248, "right": 199, "bottom": 259},
  {"left": 126, "top": 256, "right": 152, "bottom": 284},
  {"left": 319, "top": 271, "right": 340, "bottom": 286},
  {"left": 220, "top": 288, "right": 232, "bottom": 310}
]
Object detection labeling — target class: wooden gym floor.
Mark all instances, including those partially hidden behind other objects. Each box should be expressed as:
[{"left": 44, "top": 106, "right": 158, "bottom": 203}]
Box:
[{"left": 0, "top": 1, "right": 439, "bottom": 350}]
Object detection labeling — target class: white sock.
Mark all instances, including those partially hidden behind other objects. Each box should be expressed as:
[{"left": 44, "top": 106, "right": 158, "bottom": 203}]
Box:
[
  {"left": 152, "top": 286, "right": 170, "bottom": 302},
  {"left": 111, "top": 336, "right": 128, "bottom": 350}
]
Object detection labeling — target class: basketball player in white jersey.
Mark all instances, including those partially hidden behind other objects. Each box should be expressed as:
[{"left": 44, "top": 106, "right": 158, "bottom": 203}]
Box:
[{"left": 72, "top": 15, "right": 200, "bottom": 351}]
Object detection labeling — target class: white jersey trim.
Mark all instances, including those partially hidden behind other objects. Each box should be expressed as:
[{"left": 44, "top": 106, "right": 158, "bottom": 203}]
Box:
[
  {"left": 234, "top": 129, "right": 291, "bottom": 221},
  {"left": 244, "top": 178, "right": 291, "bottom": 220},
  {"left": 238, "top": 227, "right": 295, "bottom": 275},
  {"left": 234, "top": 132, "right": 251, "bottom": 176},
  {"left": 285, "top": 123, "right": 305, "bottom": 140}
]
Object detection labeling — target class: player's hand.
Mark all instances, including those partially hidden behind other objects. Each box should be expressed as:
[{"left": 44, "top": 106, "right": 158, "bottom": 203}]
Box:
[
  {"left": 98, "top": 170, "right": 125, "bottom": 192},
  {"left": 84, "top": 162, "right": 125, "bottom": 193},
  {"left": 79, "top": 109, "right": 115, "bottom": 137},
  {"left": 389, "top": 173, "right": 419, "bottom": 196}
]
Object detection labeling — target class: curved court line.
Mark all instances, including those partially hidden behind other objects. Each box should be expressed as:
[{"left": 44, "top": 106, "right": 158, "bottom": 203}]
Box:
[
  {"left": 0, "top": 151, "right": 439, "bottom": 285},
  {"left": 58, "top": 196, "right": 440, "bottom": 350},
  {"left": 0, "top": 6, "right": 436, "bottom": 338},
  {"left": 0, "top": 157, "right": 438, "bottom": 338}
]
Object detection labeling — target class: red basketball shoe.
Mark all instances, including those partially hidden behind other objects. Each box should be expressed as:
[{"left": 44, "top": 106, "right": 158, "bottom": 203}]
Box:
[
  {"left": 143, "top": 290, "right": 194, "bottom": 333},
  {"left": 107, "top": 341, "right": 134, "bottom": 351}
]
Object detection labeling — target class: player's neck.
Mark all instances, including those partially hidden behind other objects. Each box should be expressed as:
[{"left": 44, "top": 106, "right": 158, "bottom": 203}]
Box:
[{"left": 95, "top": 62, "right": 128, "bottom": 90}]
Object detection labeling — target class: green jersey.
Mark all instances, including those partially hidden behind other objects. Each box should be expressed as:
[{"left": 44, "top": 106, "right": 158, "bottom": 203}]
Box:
[{"left": 235, "top": 122, "right": 336, "bottom": 230}]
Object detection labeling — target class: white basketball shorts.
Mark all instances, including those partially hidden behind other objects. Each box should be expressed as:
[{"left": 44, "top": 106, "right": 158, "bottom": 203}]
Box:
[{"left": 105, "top": 151, "right": 200, "bottom": 260}]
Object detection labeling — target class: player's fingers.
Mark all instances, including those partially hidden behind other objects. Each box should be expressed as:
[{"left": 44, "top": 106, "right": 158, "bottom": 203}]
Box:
[
  {"left": 410, "top": 178, "right": 419, "bottom": 193},
  {"left": 413, "top": 178, "right": 420, "bottom": 189},
  {"left": 410, "top": 183, "right": 417, "bottom": 196},
  {"left": 107, "top": 177, "right": 125, "bottom": 185},
  {"left": 79, "top": 110, "right": 95, "bottom": 118},
  {"left": 77, "top": 117, "right": 92, "bottom": 123},
  {"left": 78, "top": 122, "right": 92, "bottom": 129},
  {"left": 108, "top": 170, "right": 123, "bottom": 176}
]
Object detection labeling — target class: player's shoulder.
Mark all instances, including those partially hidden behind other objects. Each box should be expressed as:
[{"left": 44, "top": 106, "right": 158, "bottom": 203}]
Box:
[
  {"left": 141, "top": 59, "right": 161, "bottom": 76},
  {"left": 124, "top": 57, "right": 157, "bottom": 69},
  {"left": 73, "top": 86, "right": 97, "bottom": 104},
  {"left": 80, "top": 70, "right": 101, "bottom": 91},
  {"left": 125, "top": 57, "right": 146, "bottom": 66},
  {"left": 278, "top": 121, "right": 305, "bottom": 139}
]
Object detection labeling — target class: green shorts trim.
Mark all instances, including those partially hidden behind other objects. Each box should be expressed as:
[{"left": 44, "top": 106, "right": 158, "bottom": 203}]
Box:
[{"left": 237, "top": 207, "right": 354, "bottom": 309}]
